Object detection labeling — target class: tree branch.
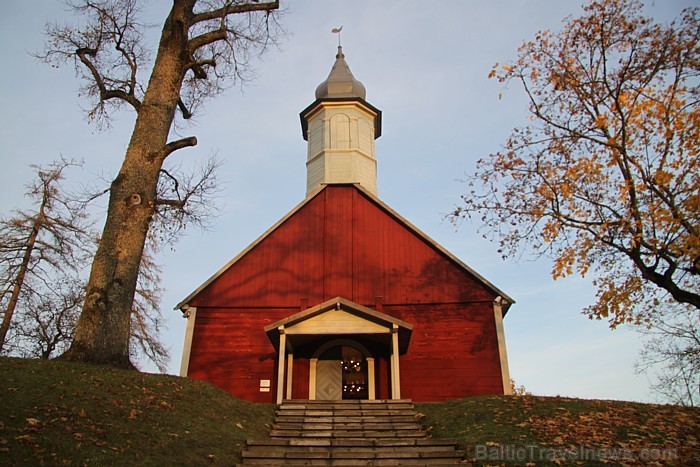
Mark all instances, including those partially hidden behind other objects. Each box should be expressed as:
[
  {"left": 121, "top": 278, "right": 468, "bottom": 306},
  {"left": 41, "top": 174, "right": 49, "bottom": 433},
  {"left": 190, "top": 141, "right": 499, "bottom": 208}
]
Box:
[
  {"left": 154, "top": 198, "right": 186, "bottom": 208},
  {"left": 177, "top": 98, "right": 193, "bottom": 119},
  {"left": 188, "top": 29, "right": 227, "bottom": 52},
  {"left": 76, "top": 47, "right": 142, "bottom": 111},
  {"left": 191, "top": 1, "right": 280, "bottom": 26},
  {"left": 164, "top": 136, "right": 197, "bottom": 158}
]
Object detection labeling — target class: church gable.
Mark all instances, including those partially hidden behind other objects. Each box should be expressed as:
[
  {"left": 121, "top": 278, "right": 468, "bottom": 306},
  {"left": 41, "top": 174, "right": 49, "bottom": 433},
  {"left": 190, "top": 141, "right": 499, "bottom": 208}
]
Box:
[
  {"left": 284, "top": 309, "right": 389, "bottom": 336},
  {"left": 181, "top": 184, "right": 511, "bottom": 310}
]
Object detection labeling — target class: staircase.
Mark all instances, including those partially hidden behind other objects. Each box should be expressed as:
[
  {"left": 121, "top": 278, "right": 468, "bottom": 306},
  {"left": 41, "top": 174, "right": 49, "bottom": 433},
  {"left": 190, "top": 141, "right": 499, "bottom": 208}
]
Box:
[{"left": 239, "top": 399, "right": 465, "bottom": 465}]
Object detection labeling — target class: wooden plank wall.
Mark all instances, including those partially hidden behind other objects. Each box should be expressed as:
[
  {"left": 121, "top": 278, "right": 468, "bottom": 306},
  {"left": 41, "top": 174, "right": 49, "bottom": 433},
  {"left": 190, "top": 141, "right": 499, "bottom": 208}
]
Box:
[
  {"left": 187, "top": 307, "right": 293, "bottom": 402},
  {"left": 389, "top": 303, "right": 503, "bottom": 400},
  {"left": 186, "top": 186, "right": 505, "bottom": 402}
]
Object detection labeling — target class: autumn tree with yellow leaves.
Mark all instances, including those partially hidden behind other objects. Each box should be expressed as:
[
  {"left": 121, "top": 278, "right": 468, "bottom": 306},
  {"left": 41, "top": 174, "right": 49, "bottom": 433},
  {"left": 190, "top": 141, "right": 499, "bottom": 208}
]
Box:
[{"left": 453, "top": 0, "right": 699, "bottom": 329}]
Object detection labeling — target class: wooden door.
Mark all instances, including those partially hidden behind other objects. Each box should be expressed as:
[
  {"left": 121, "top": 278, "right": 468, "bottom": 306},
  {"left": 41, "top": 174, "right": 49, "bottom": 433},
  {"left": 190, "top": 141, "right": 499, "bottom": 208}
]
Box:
[{"left": 316, "top": 359, "right": 342, "bottom": 400}]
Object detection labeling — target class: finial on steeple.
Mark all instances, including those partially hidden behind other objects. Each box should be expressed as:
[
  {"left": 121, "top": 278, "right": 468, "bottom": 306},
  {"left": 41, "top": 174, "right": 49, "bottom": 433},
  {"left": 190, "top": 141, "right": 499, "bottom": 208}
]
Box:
[
  {"left": 331, "top": 26, "right": 343, "bottom": 47},
  {"left": 314, "top": 40, "right": 366, "bottom": 100}
]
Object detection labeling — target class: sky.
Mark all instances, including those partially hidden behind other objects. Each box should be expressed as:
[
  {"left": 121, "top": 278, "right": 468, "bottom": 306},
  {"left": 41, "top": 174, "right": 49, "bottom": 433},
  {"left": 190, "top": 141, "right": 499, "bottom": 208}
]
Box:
[{"left": 0, "top": 0, "right": 695, "bottom": 403}]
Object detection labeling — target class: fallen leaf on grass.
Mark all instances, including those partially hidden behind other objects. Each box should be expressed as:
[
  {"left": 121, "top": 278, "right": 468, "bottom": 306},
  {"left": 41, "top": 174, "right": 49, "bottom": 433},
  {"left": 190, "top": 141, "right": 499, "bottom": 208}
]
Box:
[{"left": 15, "top": 435, "right": 35, "bottom": 445}]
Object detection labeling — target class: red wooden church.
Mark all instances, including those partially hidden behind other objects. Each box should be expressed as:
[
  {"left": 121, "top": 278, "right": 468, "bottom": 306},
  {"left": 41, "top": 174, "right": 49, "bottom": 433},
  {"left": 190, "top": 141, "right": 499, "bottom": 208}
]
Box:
[{"left": 176, "top": 47, "right": 515, "bottom": 403}]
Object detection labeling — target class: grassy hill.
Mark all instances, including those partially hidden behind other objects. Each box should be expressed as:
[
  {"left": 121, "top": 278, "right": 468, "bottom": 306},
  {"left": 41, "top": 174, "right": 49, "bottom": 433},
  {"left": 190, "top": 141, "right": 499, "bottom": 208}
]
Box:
[
  {"left": 416, "top": 395, "right": 699, "bottom": 465},
  {"left": 1, "top": 357, "right": 699, "bottom": 466},
  {"left": 0, "top": 357, "right": 275, "bottom": 465}
]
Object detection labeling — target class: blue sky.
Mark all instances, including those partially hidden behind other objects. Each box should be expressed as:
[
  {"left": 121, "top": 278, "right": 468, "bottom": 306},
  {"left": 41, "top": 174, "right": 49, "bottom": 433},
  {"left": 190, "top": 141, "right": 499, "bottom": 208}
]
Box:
[{"left": 1, "top": 0, "right": 695, "bottom": 402}]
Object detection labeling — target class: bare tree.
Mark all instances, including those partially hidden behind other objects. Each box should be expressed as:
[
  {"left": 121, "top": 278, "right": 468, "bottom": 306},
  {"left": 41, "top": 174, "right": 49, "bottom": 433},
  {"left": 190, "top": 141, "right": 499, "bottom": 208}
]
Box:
[
  {"left": 637, "top": 307, "right": 700, "bottom": 406},
  {"left": 6, "top": 248, "right": 171, "bottom": 371},
  {"left": 37, "top": 0, "right": 282, "bottom": 367},
  {"left": 1, "top": 160, "right": 173, "bottom": 371},
  {"left": 0, "top": 159, "right": 92, "bottom": 351},
  {"left": 9, "top": 278, "right": 83, "bottom": 359},
  {"left": 129, "top": 242, "right": 169, "bottom": 372}
]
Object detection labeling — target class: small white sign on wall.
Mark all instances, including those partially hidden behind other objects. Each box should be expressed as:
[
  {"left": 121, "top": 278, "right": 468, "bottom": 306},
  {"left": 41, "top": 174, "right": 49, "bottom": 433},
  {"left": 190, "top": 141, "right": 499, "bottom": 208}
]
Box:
[{"left": 260, "top": 379, "right": 271, "bottom": 392}]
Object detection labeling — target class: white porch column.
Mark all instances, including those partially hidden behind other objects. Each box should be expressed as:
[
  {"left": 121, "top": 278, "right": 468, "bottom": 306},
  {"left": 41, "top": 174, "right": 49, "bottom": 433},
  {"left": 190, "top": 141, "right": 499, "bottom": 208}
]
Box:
[
  {"left": 179, "top": 307, "right": 197, "bottom": 377},
  {"left": 276, "top": 326, "right": 286, "bottom": 404},
  {"left": 308, "top": 358, "right": 318, "bottom": 400},
  {"left": 366, "top": 357, "right": 375, "bottom": 400},
  {"left": 494, "top": 298, "right": 513, "bottom": 395},
  {"left": 390, "top": 324, "right": 401, "bottom": 400},
  {"left": 286, "top": 353, "right": 294, "bottom": 400}
]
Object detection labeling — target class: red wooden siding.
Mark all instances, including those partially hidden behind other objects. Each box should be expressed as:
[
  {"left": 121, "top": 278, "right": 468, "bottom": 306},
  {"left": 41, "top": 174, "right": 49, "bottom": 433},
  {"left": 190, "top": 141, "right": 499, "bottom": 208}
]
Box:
[
  {"left": 388, "top": 303, "right": 503, "bottom": 400},
  {"left": 186, "top": 185, "right": 506, "bottom": 402},
  {"left": 187, "top": 307, "right": 295, "bottom": 402},
  {"left": 190, "top": 186, "right": 494, "bottom": 308}
]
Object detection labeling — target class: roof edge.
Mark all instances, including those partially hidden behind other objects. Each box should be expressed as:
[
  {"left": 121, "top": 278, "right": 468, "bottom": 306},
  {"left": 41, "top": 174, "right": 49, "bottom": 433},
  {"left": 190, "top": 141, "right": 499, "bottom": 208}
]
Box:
[
  {"left": 351, "top": 184, "right": 516, "bottom": 309},
  {"left": 300, "top": 97, "right": 382, "bottom": 141},
  {"left": 173, "top": 185, "right": 329, "bottom": 311}
]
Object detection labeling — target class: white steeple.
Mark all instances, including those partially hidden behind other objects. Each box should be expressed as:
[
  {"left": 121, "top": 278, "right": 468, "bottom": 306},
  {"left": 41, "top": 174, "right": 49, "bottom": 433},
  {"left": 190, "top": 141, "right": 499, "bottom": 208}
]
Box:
[{"left": 300, "top": 46, "right": 382, "bottom": 196}]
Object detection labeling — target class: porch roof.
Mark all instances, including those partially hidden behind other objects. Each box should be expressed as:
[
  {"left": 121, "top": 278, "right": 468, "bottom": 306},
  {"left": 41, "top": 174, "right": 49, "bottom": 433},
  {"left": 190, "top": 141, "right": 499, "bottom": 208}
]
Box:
[{"left": 264, "top": 296, "right": 413, "bottom": 354}]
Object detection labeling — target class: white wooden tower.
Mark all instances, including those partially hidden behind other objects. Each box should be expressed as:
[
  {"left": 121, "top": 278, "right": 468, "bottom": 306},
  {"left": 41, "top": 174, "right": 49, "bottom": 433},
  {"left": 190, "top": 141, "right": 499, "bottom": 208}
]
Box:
[{"left": 300, "top": 46, "right": 382, "bottom": 196}]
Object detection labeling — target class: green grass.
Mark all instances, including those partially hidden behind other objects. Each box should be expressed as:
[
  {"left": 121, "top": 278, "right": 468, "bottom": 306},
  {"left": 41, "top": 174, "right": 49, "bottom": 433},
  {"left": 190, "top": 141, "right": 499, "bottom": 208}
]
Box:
[
  {"left": 2, "top": 357, "right": 699, "bottom": 466},
  {"left": 0, "top": 357, "right": 275, "bottom": 465}
]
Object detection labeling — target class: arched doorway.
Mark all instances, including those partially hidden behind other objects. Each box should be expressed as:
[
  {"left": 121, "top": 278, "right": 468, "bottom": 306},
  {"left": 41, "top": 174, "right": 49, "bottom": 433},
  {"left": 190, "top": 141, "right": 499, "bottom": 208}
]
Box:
[{"left": 311, "top": 339, "right": 375, "bottom": 400}]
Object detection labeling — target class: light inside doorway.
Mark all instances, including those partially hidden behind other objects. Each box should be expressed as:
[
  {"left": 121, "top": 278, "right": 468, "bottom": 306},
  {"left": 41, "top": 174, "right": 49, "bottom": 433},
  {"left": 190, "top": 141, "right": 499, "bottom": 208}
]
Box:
[{"left": 341, "top": 346, "right": 368, "bottom": 400}]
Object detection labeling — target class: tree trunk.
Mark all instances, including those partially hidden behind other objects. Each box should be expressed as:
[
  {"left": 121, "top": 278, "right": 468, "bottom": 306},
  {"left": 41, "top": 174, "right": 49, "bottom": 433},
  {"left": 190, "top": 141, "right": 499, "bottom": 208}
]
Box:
[
  {"left": 0, "top": 203, "right": 46, "bottom": 351},
  {"left": 60, "top": 0, "right": 195, "bottom": 368}
]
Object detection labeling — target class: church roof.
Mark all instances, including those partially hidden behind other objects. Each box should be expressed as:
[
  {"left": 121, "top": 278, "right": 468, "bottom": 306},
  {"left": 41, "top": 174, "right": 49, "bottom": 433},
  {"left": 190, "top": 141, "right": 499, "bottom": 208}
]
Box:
[
  {"left": 315, "top": 46, "right": 367, "bottom": 99},
  {"left": 175, "top": 184, "right": 515, "bottom": 314}
]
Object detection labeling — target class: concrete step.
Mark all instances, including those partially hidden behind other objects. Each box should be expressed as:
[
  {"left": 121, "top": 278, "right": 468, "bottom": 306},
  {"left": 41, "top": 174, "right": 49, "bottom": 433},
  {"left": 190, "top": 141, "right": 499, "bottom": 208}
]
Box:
[
  {"left": 242, "top": 449, "right": 465, "bottom": 462},
  {"left": 240, "top": 400, "right": 465, "bottom": 465},
  {"left": 269, "top": 429, "right": 427, "bottom": 438},
  {"left": 244, "top": 443, "right": 464, "bottom": 454},
  {"left": 273, "top": 422, "right": 423, "bottom": 430},
  {"left": 242, "top": 447, "right": 465, "bottom": 456},
  {"left": 246, "top": 438, "right": 462, "bottom": 447},
  {"left": 239, "top": 462, "right": 464, "bottom": 466},
  {"left": 278, "top": 401, "right": 416, "bottom": 413},
  {"left": 276, "top": 415, "right": 417, "bottom": 424},
  {"left": 278, "top": 410, "right": 417, "bottom": 418}
]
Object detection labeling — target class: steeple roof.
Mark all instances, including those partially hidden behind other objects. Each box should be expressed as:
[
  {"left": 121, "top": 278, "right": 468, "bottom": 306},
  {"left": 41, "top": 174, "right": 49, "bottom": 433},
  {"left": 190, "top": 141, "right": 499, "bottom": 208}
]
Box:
[{"left": 315, "top": 46, "right": 367, "bottom": 99}]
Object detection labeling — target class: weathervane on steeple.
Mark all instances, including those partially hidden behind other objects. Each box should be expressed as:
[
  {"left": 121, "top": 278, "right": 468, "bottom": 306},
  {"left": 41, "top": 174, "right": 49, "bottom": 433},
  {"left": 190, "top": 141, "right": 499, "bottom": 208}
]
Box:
[{"left": 331, "top": 26, "right": 343, "bottom": 47}]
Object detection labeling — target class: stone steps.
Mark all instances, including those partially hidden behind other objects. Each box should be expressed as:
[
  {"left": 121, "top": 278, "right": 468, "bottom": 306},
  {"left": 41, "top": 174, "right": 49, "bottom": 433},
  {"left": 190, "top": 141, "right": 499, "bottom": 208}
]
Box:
[{"left": 239, "top": 400, "right": 465, "bottom": 466}]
